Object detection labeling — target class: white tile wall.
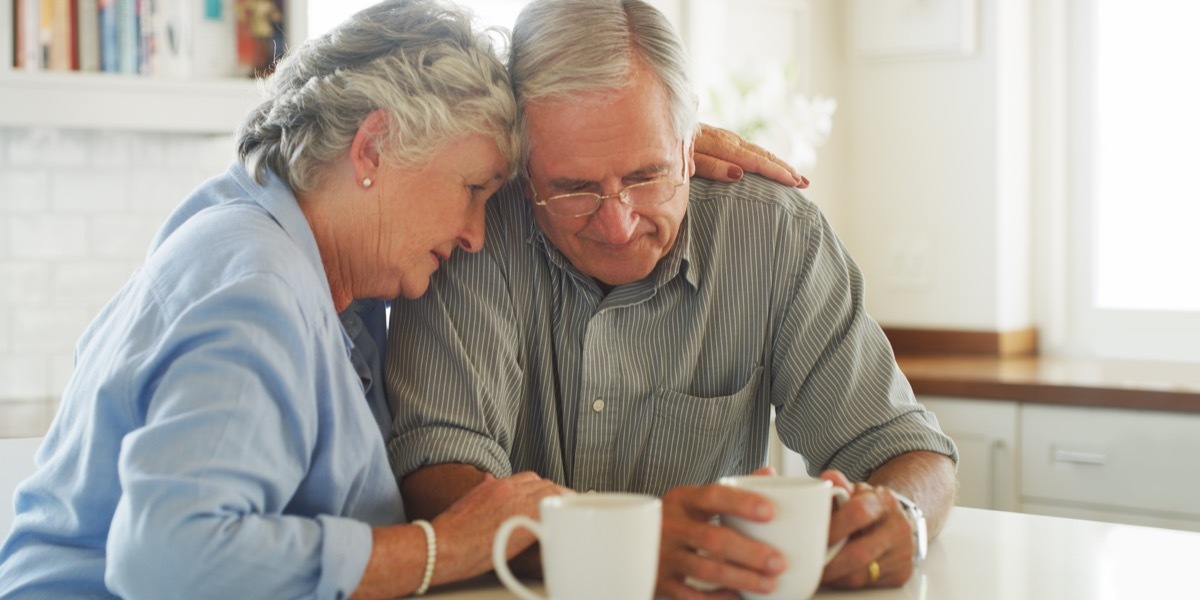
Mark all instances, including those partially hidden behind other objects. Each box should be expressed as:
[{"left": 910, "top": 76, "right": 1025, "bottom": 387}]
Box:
[{"left": 0, "top": 127, "right": 235, "bottom": 416}]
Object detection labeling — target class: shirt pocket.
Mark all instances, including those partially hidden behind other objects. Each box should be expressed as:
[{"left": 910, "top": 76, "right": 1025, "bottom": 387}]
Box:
[{"left": 633, "top": 366, "right": 764, "bottom": 496}]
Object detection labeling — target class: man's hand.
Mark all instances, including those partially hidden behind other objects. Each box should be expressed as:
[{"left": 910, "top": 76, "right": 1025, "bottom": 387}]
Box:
[
  {"left": 693, "top": 123, "right": 808, "bottom": 188},
  {"left": 817, "top": 471, "right": 916, "bottom": 589},
  {"left": 656, "top": 480, "right": 786, "bottom": 599}
]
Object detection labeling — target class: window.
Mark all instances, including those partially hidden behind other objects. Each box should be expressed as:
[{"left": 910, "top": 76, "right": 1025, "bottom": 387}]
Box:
[{"left": 1063, "top": 0, "right": 1200, "bottom": 362}]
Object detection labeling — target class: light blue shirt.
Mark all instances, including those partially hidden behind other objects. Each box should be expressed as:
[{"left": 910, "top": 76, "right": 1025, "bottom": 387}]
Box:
[{"left": 0, "top": 163, "right": 403, "bottom": 599}]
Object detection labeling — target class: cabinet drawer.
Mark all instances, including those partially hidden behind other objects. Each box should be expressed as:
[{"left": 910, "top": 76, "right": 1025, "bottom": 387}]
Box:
[{"left": 1021, "top": 405, "right": 1200, "bottom": 519}]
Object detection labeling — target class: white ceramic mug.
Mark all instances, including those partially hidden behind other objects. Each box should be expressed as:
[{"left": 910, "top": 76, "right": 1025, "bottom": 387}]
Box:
[
  {"left": 492, "top": 493, "right": 662, "bottom": 600},
  {"left": 718, "top": 476, "right": 850, "bottom": 600}
]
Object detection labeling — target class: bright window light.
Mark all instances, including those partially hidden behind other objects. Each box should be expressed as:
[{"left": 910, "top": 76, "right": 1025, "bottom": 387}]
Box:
[{"left": 1093, "top": 1, "right": 1200, "bottom": 312}]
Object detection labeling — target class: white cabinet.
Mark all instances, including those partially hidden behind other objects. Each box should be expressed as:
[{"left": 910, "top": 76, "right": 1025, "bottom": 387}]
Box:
[
  {"left": 1020, "top": 404, "right": 1200, "bottom": 532},
  {"left": 920, "top": 396, "right": 1019, "bottom": 511},
  {"left": 0, "top": 1, "right": 307, "bottom": 134}
]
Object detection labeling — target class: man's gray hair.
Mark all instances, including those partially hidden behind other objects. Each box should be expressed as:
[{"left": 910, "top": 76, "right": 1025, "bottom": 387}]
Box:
[
  {"left": 509, "top": 0, "right": 699, "bottom": 165},
  {"left": 237, "top": 0, "right": 518, "bottom": 193}
]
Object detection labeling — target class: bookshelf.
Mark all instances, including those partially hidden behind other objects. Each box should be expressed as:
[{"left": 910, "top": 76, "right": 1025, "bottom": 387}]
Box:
[{"left": 0, "top": 0, "right": 308, "bottom": 134}]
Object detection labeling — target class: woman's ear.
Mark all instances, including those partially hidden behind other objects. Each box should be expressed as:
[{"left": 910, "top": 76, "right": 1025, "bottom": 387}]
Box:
[{"left": 350, "top": 110, "right": 390, "bottom": 186}]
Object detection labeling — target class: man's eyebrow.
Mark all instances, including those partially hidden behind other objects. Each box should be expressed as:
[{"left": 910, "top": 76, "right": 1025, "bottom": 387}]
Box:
[
  {"left": 547, "top": 177, "right": 595, "bottom": 190},
  {"left": 546, "top": 164, "right": 672, "bottom": 190},
  {"left": 626, "top": 163, "right": 671, "bottom": 179}
]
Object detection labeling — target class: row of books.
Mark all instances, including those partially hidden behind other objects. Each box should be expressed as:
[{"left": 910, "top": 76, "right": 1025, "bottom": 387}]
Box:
[{"left": 7, "top": 0, "right": 287, "bottom": 78}]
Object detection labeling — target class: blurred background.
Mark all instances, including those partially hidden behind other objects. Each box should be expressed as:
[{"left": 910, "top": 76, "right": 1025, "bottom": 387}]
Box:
[{"left": 3, "top": 0, "right": 1199, "bottom": 530}]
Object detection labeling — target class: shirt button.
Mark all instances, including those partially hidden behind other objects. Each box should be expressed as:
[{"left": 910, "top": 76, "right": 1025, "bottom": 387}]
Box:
[{"left": 592, "top": 398, "right": 605, "bottom": 413}]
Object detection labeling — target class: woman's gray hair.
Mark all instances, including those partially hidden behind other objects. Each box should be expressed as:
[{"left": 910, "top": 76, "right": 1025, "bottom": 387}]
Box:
[
  {"left": 508, "top": 0, "right": 699, "bottom": 166},
  {"left": 237, "top": 0, "right": 518, "bottom": 192}
]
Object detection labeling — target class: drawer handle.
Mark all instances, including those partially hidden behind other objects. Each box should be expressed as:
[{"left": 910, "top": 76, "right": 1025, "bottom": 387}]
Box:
[{"left": 1053, "top": 449, "right": 1107, "bottom": 465}]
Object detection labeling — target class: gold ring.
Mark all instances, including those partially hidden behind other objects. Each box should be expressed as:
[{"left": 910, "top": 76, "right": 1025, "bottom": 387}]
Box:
[{"left": 868, "top": 560, "right": 881, "bottom": 583}]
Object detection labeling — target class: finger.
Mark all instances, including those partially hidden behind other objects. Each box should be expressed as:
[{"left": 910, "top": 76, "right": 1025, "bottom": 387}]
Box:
[
  {"left": 824, "top": 492, "right": 912, "bottom": 584},
  {"left": 655, "top": 576, "right": 741, "bottom": 600},
  {"left": 818, "top": 469, "right": 852, "bottom": 492},
  {"left": 669, "top": 520, "right": 784, "bottom": 576},
  {"left": 666, "top": 484, "right": 774, "bottom": 523},
  {"left": 822, "top": 540, "right": 913, "bottom": 589},
  {"left": 672, "top": 549, "right": 779, "bottom": 597},
  {"left": 735, "top": 140, "right": 804, "bottom": 185},
  {"left": 693, "top": 154, "right": 743, "bottom": 183},
  {"left": 506, "top": 471, "right": 539, "bottom": 482},
  {"left": 827, "top": 486, "right": 889, "bottom": 547},
  {"left": 748, "top": 465, "right": 776, "bottom": 476},
  {"left": 694, "top": 123, "right": 807, "bottom": 188},
  {"left": 727, "top": 145, "right": 804, "bottom": 188}
]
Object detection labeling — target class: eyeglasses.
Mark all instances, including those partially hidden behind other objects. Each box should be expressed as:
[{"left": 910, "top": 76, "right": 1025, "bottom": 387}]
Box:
[
  {"left": 532, "top": 143, "right": 689, "bottom": 218},
  {"left": 532, "top": 178, "right": 685, "bottom": 217}
]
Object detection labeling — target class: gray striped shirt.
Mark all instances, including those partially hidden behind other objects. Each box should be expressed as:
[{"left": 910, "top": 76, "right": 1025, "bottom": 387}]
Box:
[{"left": 385, "top": 175, "right": 957, "bottom": 496}]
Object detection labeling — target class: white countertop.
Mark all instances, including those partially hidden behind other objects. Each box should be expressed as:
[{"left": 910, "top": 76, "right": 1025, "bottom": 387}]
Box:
[{"left": 425, "top": 506, "right": 1200, "bottom": 599}]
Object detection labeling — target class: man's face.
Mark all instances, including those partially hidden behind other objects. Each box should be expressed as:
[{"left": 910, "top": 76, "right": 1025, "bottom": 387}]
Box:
[{"left": 524, "top": 65, "right": 695, "bottom": 289}]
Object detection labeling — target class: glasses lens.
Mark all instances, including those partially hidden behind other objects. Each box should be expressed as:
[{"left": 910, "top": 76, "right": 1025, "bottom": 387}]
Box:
[
  {"left": 546, "top": 193, "right": 600, "bottom": 217},
  {"left": 624, "top": 180, "right": 677, "bottom": 207}
]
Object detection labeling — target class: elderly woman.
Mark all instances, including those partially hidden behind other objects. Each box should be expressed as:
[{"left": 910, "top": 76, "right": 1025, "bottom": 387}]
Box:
[
  {"left": 0, "top": 1, "right": 801, "bottom": 597},
  {"left": 0, "top": 2, "right": 568, "bottom": 598}
]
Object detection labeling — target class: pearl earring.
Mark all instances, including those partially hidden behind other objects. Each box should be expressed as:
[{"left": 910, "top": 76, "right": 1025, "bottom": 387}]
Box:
[{"left": 362, "top": 177, "right": 373, "bottom": 188}]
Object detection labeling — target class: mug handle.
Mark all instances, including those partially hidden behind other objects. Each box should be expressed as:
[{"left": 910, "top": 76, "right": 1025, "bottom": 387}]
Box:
[
  {"left": 493, "top": 515, "right": 546, "bottom": 600},
  {"left": 824, "top": 487, "right": 851, "bottom": 565}
]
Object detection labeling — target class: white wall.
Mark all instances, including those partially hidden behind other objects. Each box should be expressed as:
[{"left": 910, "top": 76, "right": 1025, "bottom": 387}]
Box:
[
  {"left": 819, "top": 0, "right": 1033, "bottom": 332},
  {"left": 0, "top": 128, "right": 234, "bottom": 407}
]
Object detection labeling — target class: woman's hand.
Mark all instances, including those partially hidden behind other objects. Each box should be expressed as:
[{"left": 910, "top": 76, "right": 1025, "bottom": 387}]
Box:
[
  {"left": 693, "top": 123, "right": 808, "bottom": 188},
  {"left": 432, "top": 472, "right": 569, "bottom": 583},
  {"left": 353, "top": 472, "right": 566, "bottom": 599}
]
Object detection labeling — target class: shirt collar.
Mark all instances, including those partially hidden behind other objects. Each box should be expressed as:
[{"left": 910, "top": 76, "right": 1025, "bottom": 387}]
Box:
[{"left": 227, "top": 163, "right": 329, "bottom": 296}]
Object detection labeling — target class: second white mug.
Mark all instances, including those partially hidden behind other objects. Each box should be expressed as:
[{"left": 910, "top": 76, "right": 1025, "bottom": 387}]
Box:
[
  {"left": 719, "top": 476, "right": 850, "bottom": 600},
  {"left": 492, "top": 492, "right": 662, "bottom": 600}
]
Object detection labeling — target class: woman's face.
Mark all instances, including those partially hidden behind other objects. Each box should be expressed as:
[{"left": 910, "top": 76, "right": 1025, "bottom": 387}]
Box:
[{"left": 363, "top": 134, "right": 508, "bottom": 300}]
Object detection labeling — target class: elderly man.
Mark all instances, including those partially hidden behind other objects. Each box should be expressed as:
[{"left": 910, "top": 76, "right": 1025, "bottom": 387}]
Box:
[{"left": 385, "top": 0, "right": 957, "bottom": 597}]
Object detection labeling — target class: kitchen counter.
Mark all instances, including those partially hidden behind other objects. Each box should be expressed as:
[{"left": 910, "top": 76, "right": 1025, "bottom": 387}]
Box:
[
  {"left": 424, "top": 506, "right": 1200, "bottom": 599},
  {"left": 897, "top": 353, "right": 1200, "bottom": 413}
]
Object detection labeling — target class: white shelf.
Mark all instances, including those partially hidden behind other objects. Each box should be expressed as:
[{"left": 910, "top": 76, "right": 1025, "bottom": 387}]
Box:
[
  {"left": 0, "top": 71, "right": 263, "bottom": 135},
  {"left": 0, "top": 0, "right": 308, "bottom": 135}
]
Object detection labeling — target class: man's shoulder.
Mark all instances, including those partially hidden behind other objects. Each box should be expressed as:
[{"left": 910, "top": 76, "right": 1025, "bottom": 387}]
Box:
[
  {"left": 689, "top": 174, "right": 820, "bottom": 222},
  {"left": 481, "top": 180, "right": 538, "bottom": 251}
]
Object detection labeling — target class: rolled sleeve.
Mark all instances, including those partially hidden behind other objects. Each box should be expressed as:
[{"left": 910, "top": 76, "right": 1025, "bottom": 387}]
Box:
[
  {"left": 388, "top": 425, "right": 513, "bottom": 481},
  {"left": 772, "top": 205, "right": 957, "bottom": 479},
  {"left": 316, "top": 515, "right": 374, "bottom": 600},
  {"left": 386, "top": 241, "right": 525, "bottom": 481},
  {"left": 825, "top": 410, "right": 960, "bottom": 481}
]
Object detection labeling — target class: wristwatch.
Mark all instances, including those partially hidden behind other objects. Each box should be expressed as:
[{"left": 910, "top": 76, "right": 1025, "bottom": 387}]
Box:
[{"left": 890, "top": 491, "right": 928, "bottom": 562}]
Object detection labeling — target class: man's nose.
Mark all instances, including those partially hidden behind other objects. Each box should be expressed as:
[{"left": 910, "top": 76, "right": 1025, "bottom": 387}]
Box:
[{"left": 588, "top": 193, "right": 638, "bottom": 244}]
